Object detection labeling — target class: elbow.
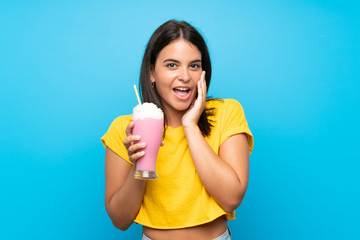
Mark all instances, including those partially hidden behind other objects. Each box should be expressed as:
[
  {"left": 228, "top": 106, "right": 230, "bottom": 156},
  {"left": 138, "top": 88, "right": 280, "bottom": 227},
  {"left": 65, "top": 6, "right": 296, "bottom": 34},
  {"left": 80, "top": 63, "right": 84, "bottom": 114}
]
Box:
[
  {"left": 106, "top": 204, "right": 133, "bottom": 231},
  {"left": 222, "top": 200, "right": 241, "bottom": 213},
  {"left": 108, "top": 210, "right": 134, "bottom": 231},
  {"left": 112, "top": 220, "right": 132, "bottom": 231},
  {"left": 222, "top": 190, "right": 246, "bottom": 213}
]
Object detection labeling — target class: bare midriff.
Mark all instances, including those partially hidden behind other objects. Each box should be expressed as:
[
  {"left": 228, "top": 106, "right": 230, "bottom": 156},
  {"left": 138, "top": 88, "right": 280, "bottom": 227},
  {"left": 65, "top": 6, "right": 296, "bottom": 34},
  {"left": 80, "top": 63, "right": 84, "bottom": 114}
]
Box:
[{"left": 143, "top": 215, "right": 227, "bottom": 240}]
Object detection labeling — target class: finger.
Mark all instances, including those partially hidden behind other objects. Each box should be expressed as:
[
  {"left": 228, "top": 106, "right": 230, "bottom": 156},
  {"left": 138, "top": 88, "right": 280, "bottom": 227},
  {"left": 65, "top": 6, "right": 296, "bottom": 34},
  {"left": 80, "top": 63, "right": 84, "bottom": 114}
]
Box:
[
  {"left": 200, "top": 71, "right": 206, "bottom": 92},
  {"left": 199, "top": 71, "right": 205, "bottom": 98},
  {"left": 197, "top": 79, "right": 203, "bottom": 102},
  {"left": 130, "top": 151, "right": 145, "bottom": 163},
  {"left": 128, "top": 142, "right": 146, "bottom": 153},
  {"left": 125, "top": 122, "right": 135, "bottom": 137},
  {"left": 123, "top": 134, "right": 140, "bottom": 147},
  {"left": 202, "top": 71, "right": 207, "bottom": 96}
]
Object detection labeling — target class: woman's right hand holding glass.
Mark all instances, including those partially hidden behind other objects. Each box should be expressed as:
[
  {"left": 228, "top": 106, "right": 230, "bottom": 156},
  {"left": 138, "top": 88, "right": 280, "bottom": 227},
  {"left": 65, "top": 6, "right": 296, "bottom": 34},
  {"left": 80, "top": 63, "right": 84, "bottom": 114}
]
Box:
[{"left": 123, "top": 122, "right": 146, "bottom": 164}]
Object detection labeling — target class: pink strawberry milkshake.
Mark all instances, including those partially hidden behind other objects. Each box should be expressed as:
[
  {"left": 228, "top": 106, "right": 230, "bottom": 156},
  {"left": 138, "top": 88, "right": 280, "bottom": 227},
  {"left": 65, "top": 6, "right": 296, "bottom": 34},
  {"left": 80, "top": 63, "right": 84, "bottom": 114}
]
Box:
[{"left": 132, "top": 103, "right": 164, "bottom": 180}]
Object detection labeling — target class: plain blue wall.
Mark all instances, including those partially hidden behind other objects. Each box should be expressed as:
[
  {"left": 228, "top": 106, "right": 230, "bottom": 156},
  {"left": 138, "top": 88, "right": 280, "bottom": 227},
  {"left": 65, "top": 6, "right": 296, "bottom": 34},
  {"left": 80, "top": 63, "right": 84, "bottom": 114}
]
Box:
[{"left": 1, "top": 0, "right": 359, "bottom": 239}]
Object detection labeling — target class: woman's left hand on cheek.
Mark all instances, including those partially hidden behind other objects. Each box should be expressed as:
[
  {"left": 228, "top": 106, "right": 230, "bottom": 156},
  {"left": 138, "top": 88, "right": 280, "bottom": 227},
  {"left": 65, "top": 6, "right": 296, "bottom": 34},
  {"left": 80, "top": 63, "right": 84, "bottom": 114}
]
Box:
[{"left": 182, "top": 71, "right": 207, "bottom": 127}]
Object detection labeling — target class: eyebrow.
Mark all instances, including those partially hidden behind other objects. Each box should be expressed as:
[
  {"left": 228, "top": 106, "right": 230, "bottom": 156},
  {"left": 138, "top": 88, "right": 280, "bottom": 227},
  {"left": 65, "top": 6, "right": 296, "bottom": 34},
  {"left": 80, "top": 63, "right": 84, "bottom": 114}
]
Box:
[{"left": 163, "top": 59, "right": 202, "bottom": 64}]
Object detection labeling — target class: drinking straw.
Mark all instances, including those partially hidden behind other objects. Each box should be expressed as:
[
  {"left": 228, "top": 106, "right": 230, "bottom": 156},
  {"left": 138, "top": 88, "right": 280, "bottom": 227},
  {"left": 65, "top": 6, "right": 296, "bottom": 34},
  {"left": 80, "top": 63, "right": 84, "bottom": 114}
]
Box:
[{"left": 133, "top": 84, "right": 142, "bottom": 105}]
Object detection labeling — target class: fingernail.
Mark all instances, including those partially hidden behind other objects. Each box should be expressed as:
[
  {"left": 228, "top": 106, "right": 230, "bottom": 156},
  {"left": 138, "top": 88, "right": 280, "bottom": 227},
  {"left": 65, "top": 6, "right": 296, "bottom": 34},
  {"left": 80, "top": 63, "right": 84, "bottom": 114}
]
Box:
[
  {"left": 141, "top": 142, "right": 146, "bottom": 147},
  {"left": 135, "top": 135, "right": 140, "bottom": 140}
]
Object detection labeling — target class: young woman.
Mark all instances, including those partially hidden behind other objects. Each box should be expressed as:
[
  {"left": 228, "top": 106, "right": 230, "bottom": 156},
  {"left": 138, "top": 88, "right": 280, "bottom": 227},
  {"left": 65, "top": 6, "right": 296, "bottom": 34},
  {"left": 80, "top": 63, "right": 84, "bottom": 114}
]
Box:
[{"left": 101, "top": 20, "right": 253, "bottom": 240}]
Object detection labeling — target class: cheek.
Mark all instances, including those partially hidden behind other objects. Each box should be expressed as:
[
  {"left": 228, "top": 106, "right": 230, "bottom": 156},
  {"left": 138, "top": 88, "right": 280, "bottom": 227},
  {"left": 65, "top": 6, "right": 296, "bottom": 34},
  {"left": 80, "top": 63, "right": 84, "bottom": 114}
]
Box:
[
  {"left": 156, "top": 71, "right": 178, "bottom": 85},
  {"left": 190, "top": 71, "right": 202, "bottom": 81},
  {"left": 154, "top": 69, "right": 168, "bottom": 80}
]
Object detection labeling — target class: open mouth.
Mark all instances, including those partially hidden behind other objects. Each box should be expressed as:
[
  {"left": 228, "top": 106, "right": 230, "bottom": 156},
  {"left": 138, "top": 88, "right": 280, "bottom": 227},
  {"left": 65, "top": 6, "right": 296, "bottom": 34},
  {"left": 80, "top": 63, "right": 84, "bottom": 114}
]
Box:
[{"left": 173, "top": 87, "right": 190, "bottom": 98}]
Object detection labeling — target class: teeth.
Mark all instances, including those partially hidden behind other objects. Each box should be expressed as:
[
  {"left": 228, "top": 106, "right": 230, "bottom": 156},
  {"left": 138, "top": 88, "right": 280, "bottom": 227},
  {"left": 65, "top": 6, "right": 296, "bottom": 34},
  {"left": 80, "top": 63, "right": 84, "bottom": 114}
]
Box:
[{"left": 174, "top": 87, "right": 189, "bottom": 91}]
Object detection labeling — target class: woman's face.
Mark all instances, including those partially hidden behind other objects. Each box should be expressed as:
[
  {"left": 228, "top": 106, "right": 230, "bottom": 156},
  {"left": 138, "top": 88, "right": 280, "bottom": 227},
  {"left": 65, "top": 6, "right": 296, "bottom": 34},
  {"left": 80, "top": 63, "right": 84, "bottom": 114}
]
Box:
[{"left": 151, "top": 39, "right": 202, "bottom": 116}]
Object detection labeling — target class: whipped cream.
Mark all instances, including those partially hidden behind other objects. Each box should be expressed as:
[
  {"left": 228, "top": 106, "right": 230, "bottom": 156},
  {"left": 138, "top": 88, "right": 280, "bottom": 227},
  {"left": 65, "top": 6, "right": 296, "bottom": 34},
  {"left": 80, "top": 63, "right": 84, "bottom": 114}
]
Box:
[{"left": 132, "top": 102, "right": 164, "bottom": 120}]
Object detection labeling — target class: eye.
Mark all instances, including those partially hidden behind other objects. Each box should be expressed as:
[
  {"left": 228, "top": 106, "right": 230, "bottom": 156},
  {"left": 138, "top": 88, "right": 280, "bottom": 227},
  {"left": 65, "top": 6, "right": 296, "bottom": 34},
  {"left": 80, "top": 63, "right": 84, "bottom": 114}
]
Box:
[
  {"left": 167, "top": 63, "right": 177, "bottom": 68},
  {"left": 190, "top": 64, "right": 201, "bottom": 69}
]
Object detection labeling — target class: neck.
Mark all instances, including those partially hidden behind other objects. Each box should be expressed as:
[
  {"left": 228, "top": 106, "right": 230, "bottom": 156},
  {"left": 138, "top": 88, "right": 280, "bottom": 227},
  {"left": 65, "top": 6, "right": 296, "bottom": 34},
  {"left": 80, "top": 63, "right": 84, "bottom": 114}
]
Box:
[{"left": 163, "top": 107, "right": 186, "bottom": 128}]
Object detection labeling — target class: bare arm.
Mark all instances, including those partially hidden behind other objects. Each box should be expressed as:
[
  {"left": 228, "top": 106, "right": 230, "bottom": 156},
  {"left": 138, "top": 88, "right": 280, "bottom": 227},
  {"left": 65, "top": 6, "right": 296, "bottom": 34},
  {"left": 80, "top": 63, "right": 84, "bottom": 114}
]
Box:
[
  {"left": 182, "top": 71, "right": 250, "bottom": 212},
  {"left": 183, "top": 128, "right": 249, "bottom": 212},
  {"left": 104, "top": 122, "right": 147, "bottom": 230}
]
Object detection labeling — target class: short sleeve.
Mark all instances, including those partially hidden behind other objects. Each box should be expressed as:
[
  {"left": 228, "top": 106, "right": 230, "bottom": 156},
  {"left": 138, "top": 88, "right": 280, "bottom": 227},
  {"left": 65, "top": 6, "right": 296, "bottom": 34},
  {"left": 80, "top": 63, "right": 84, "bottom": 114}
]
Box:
[
  {"left": 219, "top": 99, "right": 254, "bottom": 154},
  {"left": 100, "top": 115, "right": 133, "bottom": 164}
]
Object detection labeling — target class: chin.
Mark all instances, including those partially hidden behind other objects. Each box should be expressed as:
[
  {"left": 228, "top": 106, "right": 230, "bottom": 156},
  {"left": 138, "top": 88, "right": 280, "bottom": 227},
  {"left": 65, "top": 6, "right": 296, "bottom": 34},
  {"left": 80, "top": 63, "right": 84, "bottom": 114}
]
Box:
[{"left": 173, "top": 102, "right": 192, "bottom": 112}]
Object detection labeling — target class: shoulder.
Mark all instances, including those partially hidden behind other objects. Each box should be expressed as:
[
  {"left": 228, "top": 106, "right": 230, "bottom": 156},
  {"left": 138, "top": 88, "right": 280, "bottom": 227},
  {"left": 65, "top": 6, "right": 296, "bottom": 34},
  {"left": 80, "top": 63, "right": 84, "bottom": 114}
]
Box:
[
  {"left": 106, "top": 114, "right": 132, "bottom": 133},
  {"left": 117, "top": 114, "right": 132, "bottom": 123},
  {"left": 110, "top": 114, "right": 132, "bottom": 126},
  {"left": 206, "top": 98, "right": 244, "bottom": 113}
]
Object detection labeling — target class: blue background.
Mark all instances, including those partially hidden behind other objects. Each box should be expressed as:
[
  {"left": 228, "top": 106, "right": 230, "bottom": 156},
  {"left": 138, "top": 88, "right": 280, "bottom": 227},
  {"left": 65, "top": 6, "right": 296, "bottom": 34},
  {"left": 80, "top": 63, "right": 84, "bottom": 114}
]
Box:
[{"left": 1, "top": 0, "right": 359, "bottom": 239}]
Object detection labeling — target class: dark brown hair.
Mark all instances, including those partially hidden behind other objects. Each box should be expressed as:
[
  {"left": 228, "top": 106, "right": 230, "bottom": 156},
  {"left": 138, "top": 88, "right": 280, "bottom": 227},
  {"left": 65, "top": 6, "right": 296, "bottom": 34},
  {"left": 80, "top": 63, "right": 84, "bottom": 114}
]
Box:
[{"left": 139, "top": 20, "right": 215, "bottom": 136}]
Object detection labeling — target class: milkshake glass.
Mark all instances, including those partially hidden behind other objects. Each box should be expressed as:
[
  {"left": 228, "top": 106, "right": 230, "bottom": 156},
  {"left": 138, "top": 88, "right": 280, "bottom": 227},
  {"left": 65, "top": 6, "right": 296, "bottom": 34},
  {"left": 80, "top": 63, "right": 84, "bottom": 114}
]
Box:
[{"left": 132, "top": 103, "right": 163, "bottom": 180}]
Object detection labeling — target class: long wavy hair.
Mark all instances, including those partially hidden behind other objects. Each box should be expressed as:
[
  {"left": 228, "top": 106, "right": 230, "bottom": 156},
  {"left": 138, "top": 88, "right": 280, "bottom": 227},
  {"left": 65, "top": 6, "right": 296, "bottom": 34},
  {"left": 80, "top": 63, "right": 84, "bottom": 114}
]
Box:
[{"left": 139, "top": 20, "right": 215, "bottom": 136}]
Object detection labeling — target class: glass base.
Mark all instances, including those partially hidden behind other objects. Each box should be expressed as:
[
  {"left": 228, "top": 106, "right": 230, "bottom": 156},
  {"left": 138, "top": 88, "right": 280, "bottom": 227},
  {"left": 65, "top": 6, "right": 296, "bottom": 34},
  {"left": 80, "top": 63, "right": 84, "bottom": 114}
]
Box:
[{"left": 134, "top": 170, "right": 158, "bottom": 180}]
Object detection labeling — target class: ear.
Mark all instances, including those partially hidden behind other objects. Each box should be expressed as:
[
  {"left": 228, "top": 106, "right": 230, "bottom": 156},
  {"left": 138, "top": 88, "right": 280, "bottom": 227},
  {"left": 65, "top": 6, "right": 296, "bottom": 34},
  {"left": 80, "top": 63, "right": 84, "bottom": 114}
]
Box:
[{"left": 150, "top": 65, "right": 155, "bottom": 83}]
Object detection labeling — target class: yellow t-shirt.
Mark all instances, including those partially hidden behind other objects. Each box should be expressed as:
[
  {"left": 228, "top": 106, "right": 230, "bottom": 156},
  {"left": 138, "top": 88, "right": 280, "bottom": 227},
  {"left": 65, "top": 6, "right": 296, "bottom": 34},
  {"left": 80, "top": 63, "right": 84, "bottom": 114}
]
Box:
[{"left": 101, "top": 99, "right": 253, "bottom": 229}]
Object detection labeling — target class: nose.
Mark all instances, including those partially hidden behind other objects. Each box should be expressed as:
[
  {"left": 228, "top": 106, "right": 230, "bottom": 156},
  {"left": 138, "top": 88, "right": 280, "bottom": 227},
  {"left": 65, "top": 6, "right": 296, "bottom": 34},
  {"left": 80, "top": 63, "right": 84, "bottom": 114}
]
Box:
[{"left": 178, "top": 67, "right": 190, "bottom": 83}]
